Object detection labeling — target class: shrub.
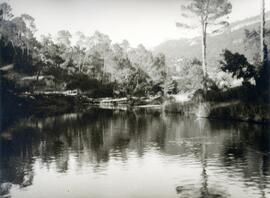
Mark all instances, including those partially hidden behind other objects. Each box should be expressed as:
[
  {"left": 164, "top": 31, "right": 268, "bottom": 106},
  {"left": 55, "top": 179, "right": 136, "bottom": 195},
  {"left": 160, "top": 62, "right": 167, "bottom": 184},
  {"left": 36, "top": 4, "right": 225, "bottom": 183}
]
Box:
[{"left": 220, "top": 50, "right": 256, "bottom": 85}]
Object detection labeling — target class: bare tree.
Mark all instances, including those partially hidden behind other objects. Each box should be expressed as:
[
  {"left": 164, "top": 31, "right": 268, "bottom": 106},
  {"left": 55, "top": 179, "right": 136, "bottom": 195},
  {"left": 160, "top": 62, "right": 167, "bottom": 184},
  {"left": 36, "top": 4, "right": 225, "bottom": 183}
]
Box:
[{"left": 176, "top": 0, "right": 232, "bottom": 77}]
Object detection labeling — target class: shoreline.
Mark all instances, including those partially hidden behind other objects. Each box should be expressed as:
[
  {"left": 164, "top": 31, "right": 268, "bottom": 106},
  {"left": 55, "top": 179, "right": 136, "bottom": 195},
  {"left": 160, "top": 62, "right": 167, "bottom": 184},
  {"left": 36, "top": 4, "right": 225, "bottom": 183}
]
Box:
[
  {"left": 2, "top": 92, "right": 270, "bottom": 132},
  {"left": 164, "top": 100, "right": 270, "bottom": 124}
]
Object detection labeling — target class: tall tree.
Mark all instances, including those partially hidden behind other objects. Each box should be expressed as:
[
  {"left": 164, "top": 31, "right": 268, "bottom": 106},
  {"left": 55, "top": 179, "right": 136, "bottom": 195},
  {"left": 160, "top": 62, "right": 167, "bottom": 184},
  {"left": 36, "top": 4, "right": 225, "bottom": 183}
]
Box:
[
  {"left": 128, "top": 44, "right": 154, "bottom": 74},
  {"left": 56, "top": 30, "right": 72, "bottom": 48},
  {"left": 0, "top": 2, "right": 13, "bottom": 21},
  {"left": 88, "top": 31, "right": 111, "bottom": 81},
  {"left": 75, "top": 31, "right": 87, "bottom": 49},
  {"left": 260, "top": 0, "right": 267, "bottom": 63},
  {"left": 151, "top": 53, "right": 167, "bottom": 95},
  {"left": 56, "top": 30, "right": 73, "bottom": 69},
  {"left": 17, "top": 14, "right": 37, "bottom": 57},
  {"left": 256, "top": 0, "right": 270, "bottom": 92},
  {"left": 176, "top": 0, "right": 232, "bottom": 77},
  {"left": 21, "top": 14, "right": 37, "bottom": 39}
]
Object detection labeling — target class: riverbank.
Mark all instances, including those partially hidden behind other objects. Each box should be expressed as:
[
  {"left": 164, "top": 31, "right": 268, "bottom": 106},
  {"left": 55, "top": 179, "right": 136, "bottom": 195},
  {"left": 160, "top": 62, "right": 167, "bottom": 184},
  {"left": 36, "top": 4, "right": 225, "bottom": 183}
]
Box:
[
  {"left": 164, "top": 100, "right": 270, "bottom": 124},
  {"left": 2, "top": 86, "right": 270, "bottom": 131},
  {"left": 1, "top": 92, "right": 90, "bottom": 131}
]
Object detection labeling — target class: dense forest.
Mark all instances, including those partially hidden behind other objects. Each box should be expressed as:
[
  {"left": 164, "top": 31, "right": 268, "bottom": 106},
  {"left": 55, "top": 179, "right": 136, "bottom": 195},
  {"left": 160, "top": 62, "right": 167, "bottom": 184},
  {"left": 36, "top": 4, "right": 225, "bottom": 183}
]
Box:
[{"left": 0, "top": 2, "right": 178, "bottom": 98}]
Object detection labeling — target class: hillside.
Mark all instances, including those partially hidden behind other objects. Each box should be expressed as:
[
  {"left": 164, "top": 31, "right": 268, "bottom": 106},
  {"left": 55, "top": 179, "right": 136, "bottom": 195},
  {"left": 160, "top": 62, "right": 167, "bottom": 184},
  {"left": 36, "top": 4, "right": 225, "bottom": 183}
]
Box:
[{"left": 154, "top": 11, "right": 270, "bottom": 71}]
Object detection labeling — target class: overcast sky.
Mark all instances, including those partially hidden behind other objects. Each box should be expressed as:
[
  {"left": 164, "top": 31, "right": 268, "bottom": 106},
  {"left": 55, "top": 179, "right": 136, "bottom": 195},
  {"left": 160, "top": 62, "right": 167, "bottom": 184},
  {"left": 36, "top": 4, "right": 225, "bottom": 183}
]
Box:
[{"left": 5, "top": 0, "right": 270, "bottom": 48}]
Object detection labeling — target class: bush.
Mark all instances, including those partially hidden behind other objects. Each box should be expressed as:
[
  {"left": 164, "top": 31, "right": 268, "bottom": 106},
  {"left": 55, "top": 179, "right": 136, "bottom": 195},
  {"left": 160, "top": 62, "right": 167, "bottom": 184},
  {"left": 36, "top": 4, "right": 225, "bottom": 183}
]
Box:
[
  {"left": 66, "top": 73, "right": 114, "bottom": 98},
  {"left": 175, "top": 58, "right": 204, "bottom": 92},
  {"left": 206, "top": 85, "right": 265, "bottom": 103},
  {"left": 66, "top": 73, "right": 100, "bottom": 91},
  {"left": 220, "top": 49, "right": 256, "bottom": 85}
]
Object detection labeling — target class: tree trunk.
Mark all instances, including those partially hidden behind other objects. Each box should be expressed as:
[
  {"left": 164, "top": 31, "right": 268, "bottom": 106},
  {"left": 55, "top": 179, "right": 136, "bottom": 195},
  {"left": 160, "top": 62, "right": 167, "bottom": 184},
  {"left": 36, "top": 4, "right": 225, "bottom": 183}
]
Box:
[
  {"left": 201, "top": 22, "right": 207, "bottom": 77},
  {"left": 164, "top": 67, "right": 168, "bottom": 97},
  {"left": 36, "top": 68, "right": 41, "bottom": 82},
  {"left": 260, "top": 0, "right": 267, "bottom": 63}
]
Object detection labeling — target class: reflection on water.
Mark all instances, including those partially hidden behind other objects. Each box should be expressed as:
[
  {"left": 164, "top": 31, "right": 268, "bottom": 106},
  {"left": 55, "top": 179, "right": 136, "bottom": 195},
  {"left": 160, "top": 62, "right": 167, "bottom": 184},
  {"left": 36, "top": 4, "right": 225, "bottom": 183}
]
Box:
[{"left": 0, "top": 108, "right": 270, "bottom": 198}]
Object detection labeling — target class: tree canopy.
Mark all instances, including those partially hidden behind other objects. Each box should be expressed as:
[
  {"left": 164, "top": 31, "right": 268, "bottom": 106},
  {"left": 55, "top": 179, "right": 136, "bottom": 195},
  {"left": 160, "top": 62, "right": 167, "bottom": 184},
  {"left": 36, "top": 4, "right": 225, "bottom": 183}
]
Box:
[{"left": 177, "top": 0, "right": 232, "bottom": 77}]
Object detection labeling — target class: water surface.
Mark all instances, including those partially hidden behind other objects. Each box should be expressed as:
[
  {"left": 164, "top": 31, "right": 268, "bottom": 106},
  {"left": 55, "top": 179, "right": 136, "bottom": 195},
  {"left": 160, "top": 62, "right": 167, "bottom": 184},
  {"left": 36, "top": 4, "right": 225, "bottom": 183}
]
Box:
[{"left": 0, "top": 109, "right": 270, "bottom": 198}]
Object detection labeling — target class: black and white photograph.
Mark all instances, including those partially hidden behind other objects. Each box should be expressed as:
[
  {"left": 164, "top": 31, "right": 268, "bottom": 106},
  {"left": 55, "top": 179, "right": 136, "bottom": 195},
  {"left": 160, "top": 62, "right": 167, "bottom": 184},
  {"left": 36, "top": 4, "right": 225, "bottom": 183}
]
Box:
[{"left": 0, "top": 0, "right": 270, "bottom": 197}]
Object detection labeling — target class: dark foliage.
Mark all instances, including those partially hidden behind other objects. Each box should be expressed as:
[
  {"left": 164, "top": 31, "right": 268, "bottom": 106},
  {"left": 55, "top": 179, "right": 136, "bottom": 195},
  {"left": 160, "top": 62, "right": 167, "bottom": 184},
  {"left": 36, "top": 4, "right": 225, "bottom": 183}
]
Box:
[
  {"left": 205, "top": 85, "right": 264, "bottom": 103},
  {"left": 167, "top": 80, "right": 178, "bottom": 95},
  {"left": 66, "top": 73, "right": 114, "bottom": 97},
  {"left": 220, "top": 49, "right": 256, "bottom": 84},
  {"left": 66, "top": 73, "right": 100, "bottom": 91},
  {"left": 0, "top": 37, "right": 15, "bottom": 65},
  {"left": 256, "top": 60, "right": 270, "bottom": 96}
]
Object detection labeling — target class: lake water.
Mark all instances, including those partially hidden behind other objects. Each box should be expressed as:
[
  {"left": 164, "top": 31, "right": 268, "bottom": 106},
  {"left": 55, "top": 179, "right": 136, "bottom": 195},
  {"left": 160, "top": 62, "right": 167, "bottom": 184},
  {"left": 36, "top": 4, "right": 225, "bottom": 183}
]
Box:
[{"left": 0, "top": 108, "right": 270, "bottom": 198}]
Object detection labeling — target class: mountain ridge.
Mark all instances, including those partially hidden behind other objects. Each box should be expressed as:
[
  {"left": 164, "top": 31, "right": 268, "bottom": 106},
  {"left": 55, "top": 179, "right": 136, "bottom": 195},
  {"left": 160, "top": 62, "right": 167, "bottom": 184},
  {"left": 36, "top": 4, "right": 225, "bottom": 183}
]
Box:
[{"left": 154, "top": 11, "right": 270, "bottom": 70}]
